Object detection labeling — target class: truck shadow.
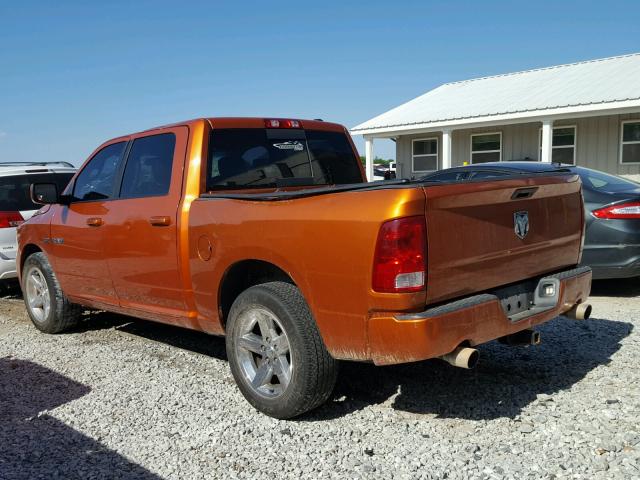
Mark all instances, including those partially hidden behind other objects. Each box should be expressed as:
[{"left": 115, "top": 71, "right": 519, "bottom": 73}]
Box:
[
  {"left": 95, "top": 311, "right": 630, "bottom": 422},
  {"left": 0, "top": 279, "right": 22, "bottom": 300},
  {"left": 311, "top": 315, "right": 632, "bottom": 421},
  {"left": 0, "top": 357, "right": 161, "bottom": 480},
  {"left": 0, "top": 285, "right": 228, "bottom": 360},
  {"left": 117, "top": 320, "right": 228, "bottom": 360},
  {"left": 6, "top": 289, "right": 629, "bottom": 422}
]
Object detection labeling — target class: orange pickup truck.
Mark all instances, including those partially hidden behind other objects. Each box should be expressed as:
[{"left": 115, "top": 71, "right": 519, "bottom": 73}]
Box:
[{"left": 17, "top": 117, "right": 592, "bottom": 418}]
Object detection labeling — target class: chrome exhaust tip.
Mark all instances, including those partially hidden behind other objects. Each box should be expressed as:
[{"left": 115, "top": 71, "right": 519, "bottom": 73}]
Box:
[
  {"left": 440, "top": 347, "right": 479, "bottom": 369},
  {"left": 565, "top": 303, "right": 592, "bottom": 320}
]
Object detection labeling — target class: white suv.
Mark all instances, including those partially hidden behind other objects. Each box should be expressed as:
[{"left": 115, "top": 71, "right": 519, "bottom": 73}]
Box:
[{"left": 0, "top": 162, "right": 76, "bottom": 280}]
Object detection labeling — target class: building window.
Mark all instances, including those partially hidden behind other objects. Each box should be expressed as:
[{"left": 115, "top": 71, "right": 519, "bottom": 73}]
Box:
[
  {"left": 470, "top": 132, "right": 501, "bottom": 163},
  {"left": 412, "top": 138, "right": 438, "bottom": 172},
  {"left": 621, "top": 121, "right": 640, "bottom": 164},
  {"left": 539, "top": 126, "right": 576, "bottom": 164}
]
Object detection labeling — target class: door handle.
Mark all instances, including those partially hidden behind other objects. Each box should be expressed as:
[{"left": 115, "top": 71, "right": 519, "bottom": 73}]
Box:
[
  {"left": 86, "top": 217, "right": 104, "bottom": 227},
  {"left": 149, "top": 216, "right": 172, "bottom": 227}
]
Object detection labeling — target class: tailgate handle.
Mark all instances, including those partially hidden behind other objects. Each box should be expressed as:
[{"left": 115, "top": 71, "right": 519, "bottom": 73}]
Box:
[
  {"left": 86, "top": 217, "right": 103, "bottom": 227},
  {"left": 511, "top": 187, "right": 538, "bottom": 200},
  {"left": 149, "top": 216, "right": 172, "bottom": 227}
]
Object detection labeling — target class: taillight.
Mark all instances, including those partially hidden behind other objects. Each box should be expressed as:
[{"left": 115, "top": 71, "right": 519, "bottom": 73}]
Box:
[
  {"left": 0, "top": 211, "right": 24, "bottom": 228},
  {"left": 264, "top": 119, "right": 302, "bottom": 129},
  {"left": 372, "top": 216, "right": 426, "bottom": 293},
  {"left": 592, "top": 202, "right": 640, "bottom": 219}
]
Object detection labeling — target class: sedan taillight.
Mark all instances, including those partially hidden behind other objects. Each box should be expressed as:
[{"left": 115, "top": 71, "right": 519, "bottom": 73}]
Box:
[
  {"left": 592, "top": 202, "right": 640, "bottom": 219},
  {"left": 0, "top": 211, "right": 24, "bottom": 228},
  {"left": 372, "top": 216, "right": 426, "bottom": 293}
]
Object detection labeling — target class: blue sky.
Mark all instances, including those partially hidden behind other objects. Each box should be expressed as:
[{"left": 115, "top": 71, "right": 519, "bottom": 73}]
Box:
[{"left": 1, "top": 1, "right": 638, "bottom": 165}]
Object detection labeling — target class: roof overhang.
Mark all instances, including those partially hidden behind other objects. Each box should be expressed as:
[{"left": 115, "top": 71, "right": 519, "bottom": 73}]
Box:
[{"left": 351, "top": 99, "right": 640, "bottom": 138}]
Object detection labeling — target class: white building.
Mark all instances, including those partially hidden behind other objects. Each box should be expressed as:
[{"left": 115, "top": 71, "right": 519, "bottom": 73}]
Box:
[{"left": 352, "top": 53, "right": 640, "bottom": 181}]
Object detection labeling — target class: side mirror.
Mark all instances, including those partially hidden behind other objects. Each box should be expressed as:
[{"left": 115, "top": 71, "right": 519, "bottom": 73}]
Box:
[{"left": 30, "top": 183, "right": 59, "bottom": 205}]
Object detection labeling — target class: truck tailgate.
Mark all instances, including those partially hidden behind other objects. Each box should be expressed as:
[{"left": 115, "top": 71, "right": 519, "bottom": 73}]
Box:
[{"left": 423, "top": 174, "right": 583, "bottom": 304}]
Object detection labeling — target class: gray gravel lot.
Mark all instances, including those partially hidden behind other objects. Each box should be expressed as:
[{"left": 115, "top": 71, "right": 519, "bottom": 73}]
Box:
[{"left": 1, "top": 279, "right": 639, "bottom": 480}]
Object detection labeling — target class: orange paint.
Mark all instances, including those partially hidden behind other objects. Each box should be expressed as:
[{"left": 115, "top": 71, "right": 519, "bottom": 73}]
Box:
[{"left": 17, "top": 118, "right": 592, "bottom": 364}]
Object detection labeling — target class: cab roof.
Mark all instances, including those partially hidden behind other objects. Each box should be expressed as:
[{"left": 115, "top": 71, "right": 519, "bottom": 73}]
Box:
[{"left": 134, "top": 117, "right": 347, "bottom": 135}]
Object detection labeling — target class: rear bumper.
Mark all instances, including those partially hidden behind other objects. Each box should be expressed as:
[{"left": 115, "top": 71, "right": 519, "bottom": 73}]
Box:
[{"left": 367, "top": 266, "right": 592, "bottom": 365}]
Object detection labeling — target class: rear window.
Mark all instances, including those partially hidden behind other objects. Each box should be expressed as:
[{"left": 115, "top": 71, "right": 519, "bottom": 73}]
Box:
[
  {"left": 577, "top": 168, "right": 640, "bottom": 193},
  {"left": 0, "top": 172, "right": 75, "bottom": 211},
  {"left": 207, "top": 128, "right": 363, "bottom": 189}
]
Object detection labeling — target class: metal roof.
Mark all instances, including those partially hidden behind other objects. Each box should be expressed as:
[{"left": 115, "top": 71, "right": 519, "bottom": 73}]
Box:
[{"left": 352, "top": 53, "right": 640, "bottom": 134}]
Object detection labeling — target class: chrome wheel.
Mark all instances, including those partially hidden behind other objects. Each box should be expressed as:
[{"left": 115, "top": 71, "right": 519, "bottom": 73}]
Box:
[
  {"left": 233, "top": 307, "right": 292, "bottom": 398},
  {"left": 25, "top": 267, "right": 51, "bottom": 324}
]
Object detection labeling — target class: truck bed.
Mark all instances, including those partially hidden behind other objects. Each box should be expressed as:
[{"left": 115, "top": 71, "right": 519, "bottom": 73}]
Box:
[
  {"left": 191, "top": 170, "right": 584, "bottom": 360},
  {"left": 200, "top": 171, "right": 583, "bottom": 306}
]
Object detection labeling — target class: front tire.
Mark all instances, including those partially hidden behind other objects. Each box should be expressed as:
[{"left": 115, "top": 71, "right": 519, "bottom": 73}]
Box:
[
  {"left": 22, "top": 252, "right": 82, "bottom": 333},
  {"left": 226, "top": 281, "right": 338, "bottom": 419}
]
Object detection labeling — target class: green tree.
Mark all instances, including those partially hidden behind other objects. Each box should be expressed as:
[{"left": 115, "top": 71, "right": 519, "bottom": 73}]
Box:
[{"left": 359, "top": 156, "right": 393, "bottom": 167}]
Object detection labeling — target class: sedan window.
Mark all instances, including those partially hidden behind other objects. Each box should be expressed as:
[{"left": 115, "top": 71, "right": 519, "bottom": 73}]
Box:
[
  {"left": 0, "top": 173, "right": 75, "bottom": 211},
  {"left": 578, "top": 168, "right": 640, "bottom": 193}
]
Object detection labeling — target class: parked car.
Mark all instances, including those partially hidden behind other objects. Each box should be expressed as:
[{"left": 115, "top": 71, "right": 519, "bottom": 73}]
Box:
[
  {"left": 383, "top": 163, "right": 397, "bottom": 180},
  {"left": 373, "top": 165, "right": 396, "bottom": 181},
  {"left": 18, "top": 118, "right": 591, "bottom": 418},
  {"left": 0, "top": 162, "right": 76, "bottom": 280},
  {"left": 373, "top": 166, "right": 388, "bottom": 180},
  {"left": 421, "top": 162, "right": 640, "bottom": 279}
]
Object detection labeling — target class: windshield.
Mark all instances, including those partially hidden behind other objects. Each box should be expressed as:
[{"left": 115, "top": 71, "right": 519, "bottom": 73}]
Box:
[
  {"left": 207, "top": 128, "right": 363, "bottom": 189},
  {"left": 577, "top": 167, "right": 640, "bottom": 193},
  {"left": 0, "top": 172, "right": 75, "bottom": 211}
]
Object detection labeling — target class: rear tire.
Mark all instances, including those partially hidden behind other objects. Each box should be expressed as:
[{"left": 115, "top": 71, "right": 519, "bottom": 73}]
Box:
[
  {"left": 22, "top": 252, "right": 82, "bottom": 333},
  {"left": 226, "top": 281, "right": 338, "bottom": 419}
]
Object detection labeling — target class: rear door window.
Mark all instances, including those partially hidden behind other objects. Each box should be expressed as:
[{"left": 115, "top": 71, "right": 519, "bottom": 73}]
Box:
[
  {"left": 120, "top": 133, "right": 176, "bottom": 198},
  {"left": 207, "top": 128, "right": 362, "bottom": 189},
  {"left": 73, "top": 142, "right": 126, "bottom": 201},
  {"left": 0, "top": 173, "right": 75, "bottom": 211}
]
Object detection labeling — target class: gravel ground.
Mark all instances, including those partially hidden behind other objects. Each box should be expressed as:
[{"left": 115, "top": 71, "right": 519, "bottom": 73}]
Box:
[{"left": 1, "top": 279, "right": 639, "bottom": 480}]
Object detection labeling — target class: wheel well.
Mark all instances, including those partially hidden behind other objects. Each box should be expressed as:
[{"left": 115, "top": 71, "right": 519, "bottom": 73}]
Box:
[
  {"left": 20, "top": 244, "right": 42, "bottom": 273},
  {"left": 219, "top": 260, "right": 294, "bottom": 330}
]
